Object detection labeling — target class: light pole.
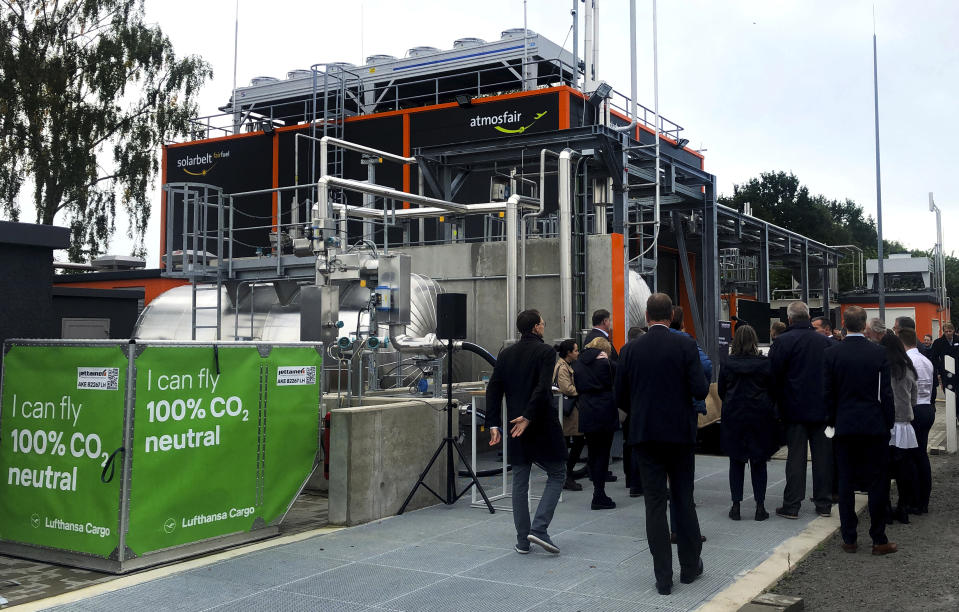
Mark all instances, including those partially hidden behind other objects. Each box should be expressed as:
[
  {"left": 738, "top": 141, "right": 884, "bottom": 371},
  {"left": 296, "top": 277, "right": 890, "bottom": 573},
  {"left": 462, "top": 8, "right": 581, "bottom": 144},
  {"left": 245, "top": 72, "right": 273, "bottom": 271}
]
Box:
[{"left": 929, "top": 193, "right": 946, "bottom": 318}]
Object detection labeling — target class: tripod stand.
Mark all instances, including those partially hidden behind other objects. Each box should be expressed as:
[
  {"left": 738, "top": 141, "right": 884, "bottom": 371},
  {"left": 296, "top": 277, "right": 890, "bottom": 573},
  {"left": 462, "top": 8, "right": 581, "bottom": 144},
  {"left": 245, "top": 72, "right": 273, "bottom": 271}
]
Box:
[{"left": 398, "top": 338, "right": 494, "bottom": 514}]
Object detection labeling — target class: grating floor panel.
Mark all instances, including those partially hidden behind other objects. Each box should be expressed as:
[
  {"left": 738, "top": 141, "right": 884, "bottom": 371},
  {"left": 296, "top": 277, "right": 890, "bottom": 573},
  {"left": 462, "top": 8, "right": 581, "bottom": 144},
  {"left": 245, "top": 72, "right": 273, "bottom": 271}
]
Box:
[
  {"left": 366, "top": 540, "right": 511, "bottom": 574},
  {"left": 379, "top": 575, "right": 549, "bottom": 612},
  {"left": 36, "top": 456, "right": 827, "bottom": 612},
  {"left": 203, "top": 589, "right": 372, "bottom": 612},
  {"left": 277, "top": 562, "right": 446, "bottom": 606},
  {"left": 461, "top": 550, "right": 615, "bottom": 590}
]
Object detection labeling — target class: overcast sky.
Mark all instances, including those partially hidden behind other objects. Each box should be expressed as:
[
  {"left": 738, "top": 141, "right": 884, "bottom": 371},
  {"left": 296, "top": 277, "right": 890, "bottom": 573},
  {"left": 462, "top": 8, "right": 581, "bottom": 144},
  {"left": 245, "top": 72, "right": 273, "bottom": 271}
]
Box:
[{"left": 126, "top": 0, "right": 957, "bottom": 264}]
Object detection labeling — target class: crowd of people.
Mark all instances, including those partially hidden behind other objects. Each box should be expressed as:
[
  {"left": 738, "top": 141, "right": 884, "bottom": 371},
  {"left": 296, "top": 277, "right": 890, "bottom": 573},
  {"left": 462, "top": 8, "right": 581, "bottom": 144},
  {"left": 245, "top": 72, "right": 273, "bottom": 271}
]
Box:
[{"left": 484, "top": 296, "right": 958, "bottom": 595}]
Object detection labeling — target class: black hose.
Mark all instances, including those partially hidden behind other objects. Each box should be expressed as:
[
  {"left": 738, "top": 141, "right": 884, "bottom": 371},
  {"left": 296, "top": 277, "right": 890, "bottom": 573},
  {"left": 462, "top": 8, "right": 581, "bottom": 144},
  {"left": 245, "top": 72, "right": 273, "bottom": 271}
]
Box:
[
  {"left": 461, "top": 341, "right": 496, "bottom": 367},
  {"left": 456, "top": 341, "right": 498, "bottom": 476}
]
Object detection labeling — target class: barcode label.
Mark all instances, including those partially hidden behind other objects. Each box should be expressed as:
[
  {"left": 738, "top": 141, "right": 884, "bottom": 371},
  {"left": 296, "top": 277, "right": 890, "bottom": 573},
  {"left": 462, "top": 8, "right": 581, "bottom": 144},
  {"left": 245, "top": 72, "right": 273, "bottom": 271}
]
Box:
[
  {"left": 276, "top": 366, "right": 316, "bottom": 386},
  {"left": 77, "top": 367, "right": 120, "bottom": 390}
]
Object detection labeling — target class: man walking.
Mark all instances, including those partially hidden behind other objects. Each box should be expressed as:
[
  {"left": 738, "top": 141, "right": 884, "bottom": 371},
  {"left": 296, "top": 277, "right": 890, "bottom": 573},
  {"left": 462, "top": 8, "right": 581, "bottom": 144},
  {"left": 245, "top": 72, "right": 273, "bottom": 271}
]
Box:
[
  {"left": 615, "top": 293, "right": 708, "bottom": 595},
  {"left": 824, "top": 305, "right": 897, "bottom": 555},
  {"left": 768, "top": 301, "right": 833, "bottom": 519},
  {"left": 487, "top": 309, "right": 567, "bottom": 554}
]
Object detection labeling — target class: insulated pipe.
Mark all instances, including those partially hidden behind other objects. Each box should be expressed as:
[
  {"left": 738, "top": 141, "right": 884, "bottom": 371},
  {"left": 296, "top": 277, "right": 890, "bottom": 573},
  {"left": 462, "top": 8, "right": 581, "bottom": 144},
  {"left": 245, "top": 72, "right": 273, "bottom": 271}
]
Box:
[
  {"left": 324, "top": 176, "right": 475, "bottom": 213},
  {"left": 388, "top": 324, "right": 447, "bottom": 358},
  {"left": 506, "top": 194, "right": 519, "bottom": 341},
  {"left": 558, "top": 149, "right": 577, "bottom": 339},
  {"left": 611, "top": 0, "right": 638, "bottom": 133}
]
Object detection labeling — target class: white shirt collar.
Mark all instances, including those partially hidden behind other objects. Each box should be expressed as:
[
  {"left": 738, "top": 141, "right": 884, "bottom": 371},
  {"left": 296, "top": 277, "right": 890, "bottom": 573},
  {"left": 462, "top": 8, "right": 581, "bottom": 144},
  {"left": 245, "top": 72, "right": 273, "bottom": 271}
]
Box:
[
  {"left": 846, "top": 332, "right": 864, "bottom": 337},
  {"left": 592, "top": 327, "right": 609, "bottom": 337}
]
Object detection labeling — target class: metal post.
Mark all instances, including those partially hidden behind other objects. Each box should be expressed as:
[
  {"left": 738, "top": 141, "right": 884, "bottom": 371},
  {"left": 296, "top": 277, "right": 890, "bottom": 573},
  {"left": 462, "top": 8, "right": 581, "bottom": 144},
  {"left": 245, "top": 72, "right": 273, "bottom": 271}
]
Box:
[
  {"left": 873, "top": 24, "right": 886, "bottom": 321},
  {"left": 759, "top": 224, "right": 770, "bottom": 302},
  {"left": 801, "top": 239, "right": 810, "bottom": 304},
  {"left": 946, "top": 355, "right": 956, "bottom": 454}
]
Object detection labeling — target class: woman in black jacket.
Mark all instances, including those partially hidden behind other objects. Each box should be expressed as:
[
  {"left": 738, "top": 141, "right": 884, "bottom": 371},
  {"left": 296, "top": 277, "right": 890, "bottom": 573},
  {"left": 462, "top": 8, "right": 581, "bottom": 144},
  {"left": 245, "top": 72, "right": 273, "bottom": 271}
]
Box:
[
  {"left": 573, "top": 336, "right": 619, "bottom": 510},
  {"left": 719, "top": 325, "right": 779, "bottom": 521}
]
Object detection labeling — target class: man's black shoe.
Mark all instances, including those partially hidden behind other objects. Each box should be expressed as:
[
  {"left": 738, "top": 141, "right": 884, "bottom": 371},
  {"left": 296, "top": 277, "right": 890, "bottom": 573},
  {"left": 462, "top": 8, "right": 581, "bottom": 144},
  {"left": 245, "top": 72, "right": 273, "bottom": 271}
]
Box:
[
  {"left": 605, "top": 472, "right": 618, "bottom": 483},
  {"left": 680, "top": 558, "right": 704, "bottom": 584},
  {"left": 591, "top": 495, "right": 616, "bottom": 510},
  {"left": 629, "top": 486, "right": 644, "bottom": 497},
  {"left": 656, "top": 581, "right": 672, "bottom": 595},
  {"left": 570, "top": 467, "right": 588, "bottom": 479},
  {"left": 775, "top": 507, "right": 799, "bottom": 520},
  {"left": 728, "top": 501, "right": 741, "bottom": 521},
  {"left": 563, "top": 477, "right": 583, "bottom": 491}
]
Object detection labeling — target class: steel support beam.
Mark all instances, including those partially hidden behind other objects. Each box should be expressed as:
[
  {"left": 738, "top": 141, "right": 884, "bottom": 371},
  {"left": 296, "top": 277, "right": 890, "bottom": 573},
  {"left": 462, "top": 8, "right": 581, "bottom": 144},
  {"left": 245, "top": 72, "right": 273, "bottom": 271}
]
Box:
[
  {"left": 672, "top": 211, "right": 704, "bottom": 346},
  {"left": 801, "top": 239, "right": 810, "bottom": 304},
  {"left": 703, "top": 179, "right": 721, "bottom": 369},
  {"left": 759, "top": 225, "right": 770, "bottom": 302}
]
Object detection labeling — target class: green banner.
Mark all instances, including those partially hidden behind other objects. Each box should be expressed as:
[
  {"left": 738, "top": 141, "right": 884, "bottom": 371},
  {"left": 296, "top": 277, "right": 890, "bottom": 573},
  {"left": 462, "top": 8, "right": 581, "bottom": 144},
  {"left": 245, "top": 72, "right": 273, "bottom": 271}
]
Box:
[
  {"left": 0, "top": 344, "right": 127, "bottom": 557},
  {"left": 126, "top": 345, "right": 320, "bottom": 555}
]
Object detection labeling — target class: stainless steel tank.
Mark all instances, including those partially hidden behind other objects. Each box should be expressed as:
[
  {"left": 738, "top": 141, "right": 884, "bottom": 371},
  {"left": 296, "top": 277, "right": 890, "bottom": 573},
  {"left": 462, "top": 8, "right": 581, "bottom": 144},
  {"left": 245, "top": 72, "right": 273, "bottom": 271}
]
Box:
[
  {"left": 134, "top": 274, "right": 442, "bottom": 343},
  {"left": 627, "top": 270, "right": 651, "bottom": 330}
]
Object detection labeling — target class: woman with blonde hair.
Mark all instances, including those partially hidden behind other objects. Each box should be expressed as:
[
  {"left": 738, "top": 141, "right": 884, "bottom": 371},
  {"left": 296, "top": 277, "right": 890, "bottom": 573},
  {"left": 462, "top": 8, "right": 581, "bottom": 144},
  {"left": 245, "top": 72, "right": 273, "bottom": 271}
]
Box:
[{"left": 573, "top": 336, "right": 619, "bottom": 510}]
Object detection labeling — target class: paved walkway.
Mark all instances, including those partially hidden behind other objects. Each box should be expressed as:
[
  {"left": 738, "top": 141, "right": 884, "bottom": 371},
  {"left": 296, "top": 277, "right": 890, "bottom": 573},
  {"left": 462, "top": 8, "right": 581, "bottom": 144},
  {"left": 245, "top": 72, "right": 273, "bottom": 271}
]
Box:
[{"left": 35, "top": 454, "right": 827, "bottom": 612}]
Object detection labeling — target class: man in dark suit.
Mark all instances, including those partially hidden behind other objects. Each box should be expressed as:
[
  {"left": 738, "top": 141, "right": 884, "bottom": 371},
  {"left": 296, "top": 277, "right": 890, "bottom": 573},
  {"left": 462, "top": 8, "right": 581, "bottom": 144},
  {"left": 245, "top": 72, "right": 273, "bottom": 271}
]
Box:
[
  {"left": 768, "top": 301, "right": 833, "bottom": 519},
  {"left": 824, "top": 305, "right": 897, "bottom": 555},
  {"left": 615, "top": 293, "right": 709, "bottom": 595},
  {"left": 487, "top": 309, "right": 567, "bottom": 555},
  {"left": 584, "top": 309, "right": 618, "bottom": 361},
  {"left": 584, "top": 308, "right": 624, "bottom": 488},
  {"left": 932, "top": 322, "right": 958, "bottom": 394}
]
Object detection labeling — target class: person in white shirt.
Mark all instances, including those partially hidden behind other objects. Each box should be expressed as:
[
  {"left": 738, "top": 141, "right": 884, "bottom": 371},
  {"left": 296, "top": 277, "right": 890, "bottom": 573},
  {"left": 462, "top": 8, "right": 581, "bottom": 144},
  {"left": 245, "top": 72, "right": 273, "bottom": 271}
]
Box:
[{"left": 900, "top": 328, "right": 935, "bottom": 514}]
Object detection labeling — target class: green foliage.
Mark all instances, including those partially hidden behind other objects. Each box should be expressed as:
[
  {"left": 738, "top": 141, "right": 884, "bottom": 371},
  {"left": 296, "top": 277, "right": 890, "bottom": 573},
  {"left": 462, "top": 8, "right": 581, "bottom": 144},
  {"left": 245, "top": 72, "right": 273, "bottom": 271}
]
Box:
[{"left": 0, "top": 0, "right": 211, "bottom": 260}]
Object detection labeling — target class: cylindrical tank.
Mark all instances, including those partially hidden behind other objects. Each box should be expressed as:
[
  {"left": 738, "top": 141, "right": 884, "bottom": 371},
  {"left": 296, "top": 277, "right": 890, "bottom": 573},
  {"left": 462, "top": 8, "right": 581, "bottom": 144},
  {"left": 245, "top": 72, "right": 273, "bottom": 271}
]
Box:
[
  {"left": 366, "top": 54, "right": 397, "bottom": 65},
  {"left": 627, "top": 270, "right": 651, "bottom": 330},
  {"left": 134, "top": 274, "right": 442, "bottom": 344}
]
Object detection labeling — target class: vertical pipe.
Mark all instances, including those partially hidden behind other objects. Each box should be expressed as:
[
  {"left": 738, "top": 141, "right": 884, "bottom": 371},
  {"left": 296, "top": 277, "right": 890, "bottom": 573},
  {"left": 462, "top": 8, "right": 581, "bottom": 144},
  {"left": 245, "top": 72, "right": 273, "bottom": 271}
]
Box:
[
  {"left": 592, "top": 0, "right": 600, "bottom": 87},
  {"left": 583, "top": 0, "right": 593, "bottom": 90},
  {"left": 873, "top": 22, "right": 886, "bottom": 321},
  {"left": 628, "top": 0, "right": 637, "bottom": 122},
  {"left": 652, "top": 0, "right": 661, "bottom": 292},
  {"left": 232, "top": 0, "right": 239, "bottom": 133},
  {"left": 506, "top": 195, "right": 519, "bottom": 341},
  {"left": 559, "top": 149, "right": 574, "bottom": 339},
  {"left": 522, "top": 0, "right": 529, "bottom": 91},
  {"left": 571, "top": 0, "right": 579, "bottom": 88}
]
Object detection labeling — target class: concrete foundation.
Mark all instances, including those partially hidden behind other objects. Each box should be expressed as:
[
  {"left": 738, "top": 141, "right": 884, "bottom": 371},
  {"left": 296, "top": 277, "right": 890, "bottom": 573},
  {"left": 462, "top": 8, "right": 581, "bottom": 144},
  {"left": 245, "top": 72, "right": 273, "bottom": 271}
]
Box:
[{"left": 328, "top": 396, "right": 453, "bottom": 525}]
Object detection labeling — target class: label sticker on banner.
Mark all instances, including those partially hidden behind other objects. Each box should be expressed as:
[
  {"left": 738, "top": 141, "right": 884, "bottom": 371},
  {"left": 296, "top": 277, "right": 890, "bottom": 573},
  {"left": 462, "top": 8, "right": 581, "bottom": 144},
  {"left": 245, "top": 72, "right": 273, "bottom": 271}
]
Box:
[
  {"left": 276, "top": 366, "right": 316, "bottom": 386},
  {"left": 76, "top": 368, "right": 120, "bottom": 391}
]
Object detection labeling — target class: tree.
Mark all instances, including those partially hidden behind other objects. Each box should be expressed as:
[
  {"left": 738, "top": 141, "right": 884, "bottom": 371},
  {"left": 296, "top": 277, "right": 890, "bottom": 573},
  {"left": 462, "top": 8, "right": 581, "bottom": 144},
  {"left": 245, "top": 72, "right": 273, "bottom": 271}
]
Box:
[{"left": 0, "top": 0, "right": 211, "bottom": 260}]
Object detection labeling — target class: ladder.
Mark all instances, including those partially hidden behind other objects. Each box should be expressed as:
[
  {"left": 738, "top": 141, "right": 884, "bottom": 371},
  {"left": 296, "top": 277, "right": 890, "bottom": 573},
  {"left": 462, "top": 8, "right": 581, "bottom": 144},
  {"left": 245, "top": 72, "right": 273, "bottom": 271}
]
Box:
[{"left": 572, "top": 167, "right": 589, "bottom": 336}]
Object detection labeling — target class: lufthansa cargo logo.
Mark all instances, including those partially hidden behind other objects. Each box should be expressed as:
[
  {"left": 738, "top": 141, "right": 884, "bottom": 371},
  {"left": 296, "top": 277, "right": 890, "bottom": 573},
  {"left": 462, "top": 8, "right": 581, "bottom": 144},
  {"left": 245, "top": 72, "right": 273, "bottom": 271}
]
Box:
[
  {"left": 175, "top": 150, "right": 230, "bottom": 176},
  {"left": 468, "top": 110, "right": 548, "bottom": 135}
]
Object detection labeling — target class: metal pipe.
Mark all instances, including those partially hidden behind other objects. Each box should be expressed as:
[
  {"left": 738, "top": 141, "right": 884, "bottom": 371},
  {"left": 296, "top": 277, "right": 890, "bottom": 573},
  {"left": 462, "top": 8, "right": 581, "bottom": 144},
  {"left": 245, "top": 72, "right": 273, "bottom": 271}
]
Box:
[
  {"left": 583, "top": 0, "right": 593, "bottom": 91},
  {"left": 506, "top": 194, "right": 519, "bottom": 341},
  {"left": 320, "top": 135, "right": 416, "bottom": 167},
  {"left": 571, "top": 0, "right": 579, "bottom": 88},
  {"left": 652, "top": 0, "right": 661, "bottom": 291},
  {"left": 612, "top": 0, "right": 638, "bottom": 134},
  {"left": 558, "top": 149, "right": 578, "bottom": 339},
  {"left": 592, "top": 0, "right": 600, "bottom": 89}
]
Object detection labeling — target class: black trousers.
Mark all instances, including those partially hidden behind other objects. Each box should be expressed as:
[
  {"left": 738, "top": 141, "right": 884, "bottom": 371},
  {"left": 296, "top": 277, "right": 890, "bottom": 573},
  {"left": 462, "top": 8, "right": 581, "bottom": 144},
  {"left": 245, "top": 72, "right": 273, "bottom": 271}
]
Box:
[
  {"left": 566, "top": 435, "right": 586, "bottom": 475},
  {"left": 585, "top": 431, "right": 615, "bottom": 496},
  {"left": 622, "top": 414, "right": 641, "bottom": 490},
  {"left": 729, "top": 458, "right": 768, "bottom": 503},
  {"left": 835, "top": 435, "right": 889, "bottom": 546},
  {"left": 912, "top": 403, "right": 935, "bottom": 510},
  {"left": 636, "top": 442, "right": 702, "bottom": 586},
  {"left": 889, "top": 445, "right": 917, "bottom": 510},
  {"left": 783, "top": 422, "right": 833, "bottom": 512}
]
